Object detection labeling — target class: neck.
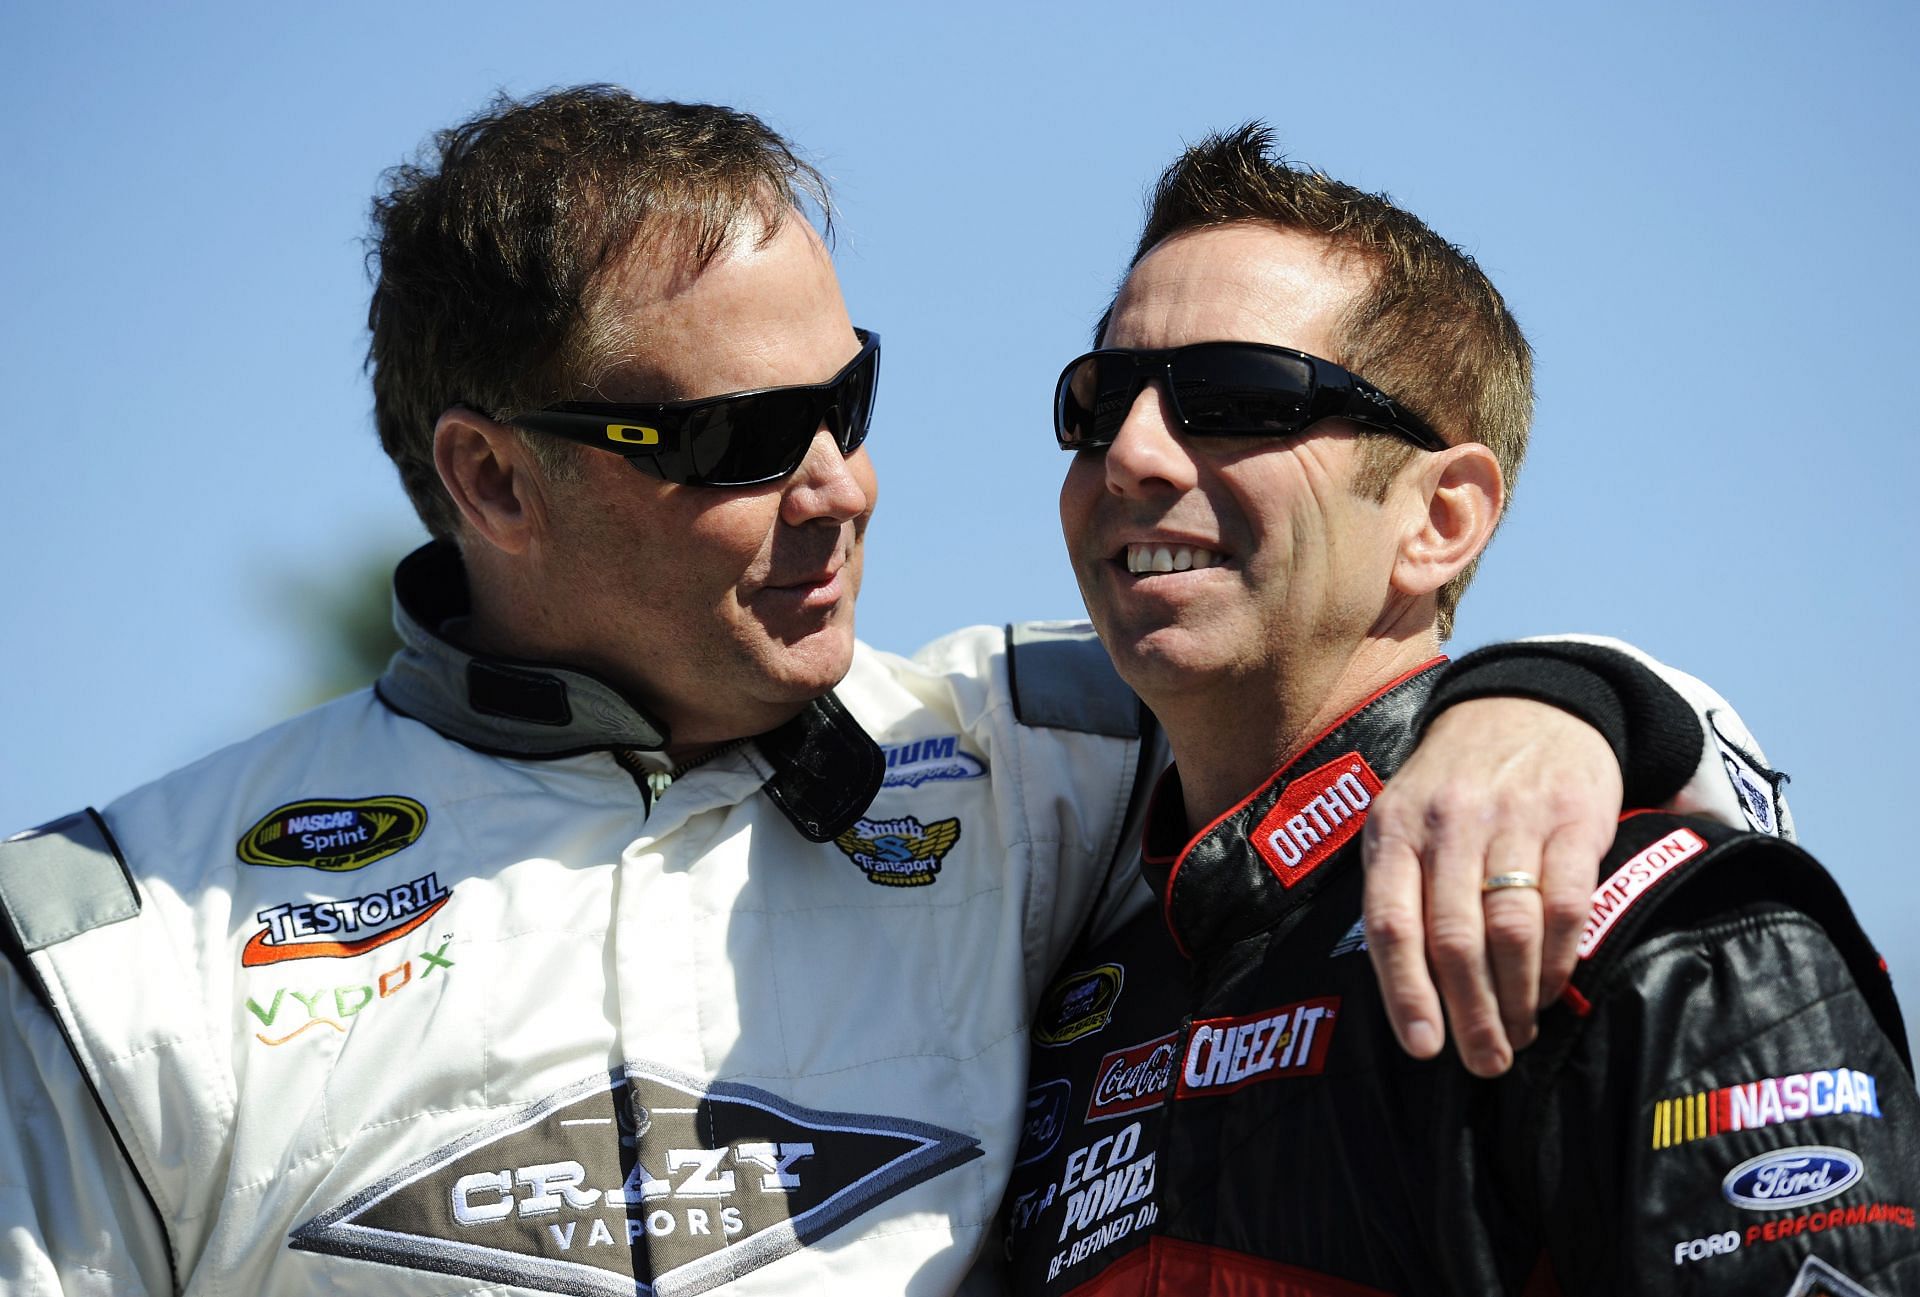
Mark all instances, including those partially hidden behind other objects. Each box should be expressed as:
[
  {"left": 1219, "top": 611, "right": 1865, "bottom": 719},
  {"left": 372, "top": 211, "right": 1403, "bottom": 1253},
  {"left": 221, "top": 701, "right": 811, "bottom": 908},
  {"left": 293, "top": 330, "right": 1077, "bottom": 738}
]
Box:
[
  {"left": 1151, "top": 632, "right": 1442, "bottom": 833},
  {"left": 456, "top": 549, "right": 801, "bottom": 763}
]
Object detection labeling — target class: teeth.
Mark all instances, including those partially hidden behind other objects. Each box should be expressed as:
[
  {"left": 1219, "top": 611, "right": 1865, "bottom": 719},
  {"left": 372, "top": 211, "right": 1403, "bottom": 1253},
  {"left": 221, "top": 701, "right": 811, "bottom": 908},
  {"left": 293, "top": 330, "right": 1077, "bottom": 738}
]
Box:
[{"left": 1126, "top": 543, "right": 1220, "bottom": 575}]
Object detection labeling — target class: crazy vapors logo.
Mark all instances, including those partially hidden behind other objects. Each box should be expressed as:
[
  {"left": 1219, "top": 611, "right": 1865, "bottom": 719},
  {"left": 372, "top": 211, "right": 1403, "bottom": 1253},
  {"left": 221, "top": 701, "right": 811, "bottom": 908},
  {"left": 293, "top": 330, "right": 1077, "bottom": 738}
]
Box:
[
  {"left": 833, "top": 816, "right": 962, "bottom": 887},
  {"left": 236, "top": 796, "right": 427, "bottom": 872},
  {"left": 290, "top": 1060, "right": 981, "bottom": 1296}
]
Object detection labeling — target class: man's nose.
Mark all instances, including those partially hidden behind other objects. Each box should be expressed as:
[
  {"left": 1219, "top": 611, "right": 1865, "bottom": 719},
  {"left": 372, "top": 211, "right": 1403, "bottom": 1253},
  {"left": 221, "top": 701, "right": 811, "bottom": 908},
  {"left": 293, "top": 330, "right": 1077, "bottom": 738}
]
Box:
[
  {"left": 782, "top": 428, "right": 871, "bottom": 523},
  {"left": 1103, "top": 383, "right": 1197, "bottom": 496}
]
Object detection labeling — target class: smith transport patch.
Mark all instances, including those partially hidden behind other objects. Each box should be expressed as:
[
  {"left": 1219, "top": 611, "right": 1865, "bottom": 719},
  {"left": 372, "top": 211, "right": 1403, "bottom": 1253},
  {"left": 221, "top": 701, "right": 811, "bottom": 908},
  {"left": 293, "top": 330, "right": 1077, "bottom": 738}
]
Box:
[
  {"left": 833, "top": 816, "right": 962, "bottom": 887},
  {"left": 290, "top": 1060, "right": 981, "bottom": 1296},
  {"left": 1250, "top": 753, "right": 1381, "bottom": 889},
  {"left": 237, "top": 797, "right": 427, "bottom": 872}
]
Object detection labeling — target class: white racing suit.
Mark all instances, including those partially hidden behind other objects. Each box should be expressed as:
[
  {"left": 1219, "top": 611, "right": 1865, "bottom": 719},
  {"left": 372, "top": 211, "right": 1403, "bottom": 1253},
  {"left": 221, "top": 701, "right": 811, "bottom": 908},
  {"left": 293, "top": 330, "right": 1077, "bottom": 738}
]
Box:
[{"left": 0, "top": 544, "right": 1788, "bottom": 1296}]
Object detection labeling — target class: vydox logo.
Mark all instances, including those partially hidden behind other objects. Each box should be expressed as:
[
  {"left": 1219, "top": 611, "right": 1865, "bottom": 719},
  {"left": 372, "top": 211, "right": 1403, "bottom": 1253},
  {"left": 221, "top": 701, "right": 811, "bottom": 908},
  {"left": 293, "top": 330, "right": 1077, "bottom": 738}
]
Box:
[{"left": 1722, "top": 1145, "right": 1863, "bottom": 1210}]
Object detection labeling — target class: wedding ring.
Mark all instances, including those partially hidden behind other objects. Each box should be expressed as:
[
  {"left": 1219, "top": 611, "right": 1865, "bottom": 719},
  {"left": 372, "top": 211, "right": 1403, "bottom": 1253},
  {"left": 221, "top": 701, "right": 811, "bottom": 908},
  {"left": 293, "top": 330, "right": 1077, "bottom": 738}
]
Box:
[{"left": 1481, "top": 871, "right": 1541, "bottom": 893}]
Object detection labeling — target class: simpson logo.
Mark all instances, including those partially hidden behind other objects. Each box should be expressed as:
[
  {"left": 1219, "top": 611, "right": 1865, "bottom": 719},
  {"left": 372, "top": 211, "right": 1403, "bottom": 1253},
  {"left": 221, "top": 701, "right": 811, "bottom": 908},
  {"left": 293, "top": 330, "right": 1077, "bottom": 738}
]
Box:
[
  {"left": 1784, "top": 1255, "right": 1890, "bottom": 1297},
  {"left": 241, "top": 872, "right": 451, "bottom": 966},
  {"left": 1178, "top": 997, "right": 1338, "bottom": 1098},
  {"left": 1250, "top": 753, "right": 1381, "bottom": 888},
  {"left": 833, "top": 816, "right": 961, "bottom": 887},
  {"left": 1724, "top": 1146, "right": 1864, "bottom": 1211},
  {"left": 1651, "top": 1067, "right": 1881, "bottom": 1149},
  {"left": 1087, "top": 1030, "right": 1181, "bottom": 1123},
  {"left": 880, "top": 735, "right": 985, "bottom": 789},
  {"left": 1577, "top": 827, "right": 1706, "bottom": 958},
  {"left": 289, "top": 1059, "right": 981, "bottom": 1296},
  {"left": 236, "top": 796, "right": 427, "bottom": 873},
  {"left": 1034, "top": 964, "right": 1125, "bottom": 1046},
  {"left": 1016, "top": 1079, "right": 1072, "bottom": 1167}
]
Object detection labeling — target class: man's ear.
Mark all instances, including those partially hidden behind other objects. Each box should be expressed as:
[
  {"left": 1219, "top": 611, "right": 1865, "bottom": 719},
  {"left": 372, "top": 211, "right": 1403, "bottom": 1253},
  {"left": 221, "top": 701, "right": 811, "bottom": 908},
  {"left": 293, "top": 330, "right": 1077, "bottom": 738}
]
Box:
[
  {"left": 432, "top": 408, "right": 549, "bottom": 557},
  {"left": 1390, "top": 442, "right": 1504, "bottom": 599}
]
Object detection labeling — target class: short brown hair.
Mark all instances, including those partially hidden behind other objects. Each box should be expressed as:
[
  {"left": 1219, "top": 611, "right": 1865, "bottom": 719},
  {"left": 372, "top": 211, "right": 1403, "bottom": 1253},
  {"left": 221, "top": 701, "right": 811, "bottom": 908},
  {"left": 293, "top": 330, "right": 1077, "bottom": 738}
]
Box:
[
  {"left": 367, "top": 85, "right": 828, "bottom": 538},
  {"left": 1115, "top": 124, "right": 1532, "bottom": 638}
]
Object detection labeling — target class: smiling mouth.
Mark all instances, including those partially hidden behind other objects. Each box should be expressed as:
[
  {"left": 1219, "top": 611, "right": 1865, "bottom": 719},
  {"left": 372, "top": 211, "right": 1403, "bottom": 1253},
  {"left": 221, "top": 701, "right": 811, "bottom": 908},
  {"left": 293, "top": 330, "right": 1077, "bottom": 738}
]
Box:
[{"left": 1123, "top": 542, "right": 1223, "bottom": 574}]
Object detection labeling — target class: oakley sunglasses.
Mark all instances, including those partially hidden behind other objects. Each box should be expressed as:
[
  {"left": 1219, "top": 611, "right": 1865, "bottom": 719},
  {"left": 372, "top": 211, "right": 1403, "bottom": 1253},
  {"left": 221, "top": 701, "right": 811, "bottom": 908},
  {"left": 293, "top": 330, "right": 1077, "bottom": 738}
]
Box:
[
  {"left": 512, "top": 329, "right": 879, "bottom": 487},
  {"left": 1054, "top": 340, "right": 1446, "bottom": 453}
]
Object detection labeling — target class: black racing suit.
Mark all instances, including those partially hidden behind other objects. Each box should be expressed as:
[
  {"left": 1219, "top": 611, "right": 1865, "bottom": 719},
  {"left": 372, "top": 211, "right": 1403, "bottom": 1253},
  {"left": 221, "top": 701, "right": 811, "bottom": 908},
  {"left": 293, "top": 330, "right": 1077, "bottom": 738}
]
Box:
[{"left": 1001, "top": 663, "right": 1920, "bottom": 1296}]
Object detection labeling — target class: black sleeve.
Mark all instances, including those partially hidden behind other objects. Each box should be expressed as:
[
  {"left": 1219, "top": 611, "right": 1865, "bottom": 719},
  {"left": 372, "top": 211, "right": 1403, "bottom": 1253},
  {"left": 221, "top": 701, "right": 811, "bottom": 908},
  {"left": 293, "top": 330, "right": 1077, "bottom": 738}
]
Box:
[
  {"left": 1419, "top": 640, "right": 1704, "bottom": 808},
  {"left": 1522, "top": 905, "right": 1920, "bottom": 1295}
]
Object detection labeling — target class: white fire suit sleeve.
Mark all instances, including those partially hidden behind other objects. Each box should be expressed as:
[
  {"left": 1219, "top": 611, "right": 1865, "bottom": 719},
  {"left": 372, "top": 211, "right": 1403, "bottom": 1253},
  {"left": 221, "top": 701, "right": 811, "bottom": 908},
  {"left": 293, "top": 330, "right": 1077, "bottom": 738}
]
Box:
[{"left": 0, "top": 959, "right": 170, "bottom": 1295}]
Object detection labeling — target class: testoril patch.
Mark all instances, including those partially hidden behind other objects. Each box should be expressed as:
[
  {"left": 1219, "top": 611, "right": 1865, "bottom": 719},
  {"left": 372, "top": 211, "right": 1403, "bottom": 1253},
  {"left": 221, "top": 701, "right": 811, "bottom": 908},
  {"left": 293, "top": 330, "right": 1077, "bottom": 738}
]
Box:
[
  {"left": 289, "top": 1060, "right": 982, "bottom": 1296},
  {"left": 236, "top": 796, "right": 427, "bottom": 872}
]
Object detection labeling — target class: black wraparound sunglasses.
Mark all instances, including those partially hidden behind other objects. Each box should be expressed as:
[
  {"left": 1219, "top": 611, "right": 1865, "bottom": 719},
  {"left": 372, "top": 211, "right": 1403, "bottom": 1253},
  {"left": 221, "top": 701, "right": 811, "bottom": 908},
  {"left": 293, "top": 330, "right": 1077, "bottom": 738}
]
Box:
[
  {"left": 1053, "top": 341, "right": 1447, "bottom": 453},
  {"left": 510, "top": 329, "right": 880, "bottom": 487}
]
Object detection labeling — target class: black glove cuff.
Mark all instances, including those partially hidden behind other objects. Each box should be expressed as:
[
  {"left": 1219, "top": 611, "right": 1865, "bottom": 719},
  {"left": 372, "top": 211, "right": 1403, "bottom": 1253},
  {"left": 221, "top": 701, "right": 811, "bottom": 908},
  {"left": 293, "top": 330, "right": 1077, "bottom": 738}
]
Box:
[{"left": 1418, "top": 642, "right": 1704, "bottom": 807}]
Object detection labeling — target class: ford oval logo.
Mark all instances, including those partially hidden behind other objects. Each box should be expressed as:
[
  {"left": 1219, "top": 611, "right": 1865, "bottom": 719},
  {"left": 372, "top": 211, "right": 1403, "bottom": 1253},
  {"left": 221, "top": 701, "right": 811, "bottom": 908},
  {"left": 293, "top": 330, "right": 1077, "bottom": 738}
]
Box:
[{"left": 1722, "top": 1145, "right": 1863, "bottom": 1210}]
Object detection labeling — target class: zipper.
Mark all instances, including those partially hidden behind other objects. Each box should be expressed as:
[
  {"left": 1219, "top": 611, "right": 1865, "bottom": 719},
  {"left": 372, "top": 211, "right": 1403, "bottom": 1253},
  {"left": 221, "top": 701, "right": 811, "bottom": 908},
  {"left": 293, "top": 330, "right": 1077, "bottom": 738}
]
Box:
[{"left": 612, "top": 739, "right": 753, "bottom": 813}]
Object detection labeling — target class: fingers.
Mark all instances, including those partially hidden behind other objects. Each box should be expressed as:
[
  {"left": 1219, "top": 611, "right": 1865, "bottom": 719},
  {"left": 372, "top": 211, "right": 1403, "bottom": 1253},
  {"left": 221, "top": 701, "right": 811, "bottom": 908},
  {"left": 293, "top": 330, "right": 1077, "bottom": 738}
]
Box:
[
  {"left": 1481, "top": 838, "right": 1544, "bottom": 1055},
  {"left": 1537, "top": 821, "right": 1605, "bottom": 1009},
  {"left": 1421, "top": 827, "right": 1512, "bottom": 1079},
  {"left": 1362, "top": 822, "right": 1445, "bottom": 1059}
]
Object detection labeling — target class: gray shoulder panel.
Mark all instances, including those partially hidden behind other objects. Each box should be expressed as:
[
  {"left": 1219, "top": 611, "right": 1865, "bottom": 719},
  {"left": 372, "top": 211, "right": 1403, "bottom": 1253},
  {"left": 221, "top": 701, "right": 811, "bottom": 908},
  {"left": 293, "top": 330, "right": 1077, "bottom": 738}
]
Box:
[
  {"left": 1006, "top": 621, "right": 1141, "bottom": 739},
  {"left": 0, "top": 808, "right": 140, "bottom": 953}
]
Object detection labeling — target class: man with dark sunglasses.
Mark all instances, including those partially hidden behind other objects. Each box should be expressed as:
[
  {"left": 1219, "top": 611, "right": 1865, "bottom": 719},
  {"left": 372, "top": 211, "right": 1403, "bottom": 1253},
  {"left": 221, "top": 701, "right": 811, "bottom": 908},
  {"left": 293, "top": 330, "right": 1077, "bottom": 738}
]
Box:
[
  {"left": 1003, "top": 126, "right": 1918, "bottom": 1295},
  {"left": 0, "top": 89, "right": 1794, "bottom": 1296}
]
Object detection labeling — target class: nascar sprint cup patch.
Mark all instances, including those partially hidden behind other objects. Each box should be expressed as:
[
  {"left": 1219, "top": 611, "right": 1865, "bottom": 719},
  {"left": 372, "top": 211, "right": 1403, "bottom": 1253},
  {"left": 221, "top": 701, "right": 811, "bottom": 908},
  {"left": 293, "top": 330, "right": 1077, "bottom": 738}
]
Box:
[
  {"left": 237, "top": 796, "right": 427, "bottom": 872},
  {"left": 289, "top": 1059, "right": 981, "bottom": 1296}
]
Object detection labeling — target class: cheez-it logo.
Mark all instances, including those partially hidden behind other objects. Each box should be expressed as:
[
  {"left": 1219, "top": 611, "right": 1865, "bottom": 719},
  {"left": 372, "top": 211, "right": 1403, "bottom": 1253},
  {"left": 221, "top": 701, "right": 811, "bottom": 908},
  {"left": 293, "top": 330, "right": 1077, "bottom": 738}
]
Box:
[{"left": 1250, "top": 752, "right": 1381, "bottom": 888}]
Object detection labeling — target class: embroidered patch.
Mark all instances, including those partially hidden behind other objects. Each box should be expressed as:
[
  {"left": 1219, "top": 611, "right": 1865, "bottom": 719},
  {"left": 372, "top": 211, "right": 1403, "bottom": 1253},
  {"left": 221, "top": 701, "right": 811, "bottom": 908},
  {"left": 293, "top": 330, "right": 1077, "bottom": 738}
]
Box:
[
  {"left": 1577, "top": 827, "right": 1706, "bottom": 958},
  {"left": 1087, "top": 1030, "right": 1182, "bottom": 1123},
  {"left": 244, "top": 939, "right": 454, "bottom": 1046},
  {"left": 236, "top": 796, "right": 427, "bottom": 872},
  {"left": 1651, "top": 1067, "right": 1883, "bottom": 1150},
  {"left": 833, "top": 816, "right": 961, "bottom": 887},
  {"left": 242, "top": 872, "right": 452, "bottom": 966},
  {"left": 1177, "top": 997, "right": 1338, "bottom": 1098},
  {"left": 1709, "top": 711, "right": 1785, "bottom": 837},
  {"left": 288, "top": 1059, "right": 981, "bottom": 1295},
  {"left": 1723, "top": 1147, "right": 1863, "bottom": 1211},
  {"left": 1784, "top": 1254, "right": 1889, "bottom": 1297},
  {"left": 1033, "top": 964, "right": 1125, "bottom": 1046},
  {"left": 1328, "top": 917, "right": 1368, "bottom": 958},
  {"left": 1250, "top": 753, "right": 1381, "bottom": 889},
  {"left": 880, "top": 735, "right": 986, "bottom": 789},
  {"left": 1015, "top": 1079, "right": 1073, "bottom": 1166}
]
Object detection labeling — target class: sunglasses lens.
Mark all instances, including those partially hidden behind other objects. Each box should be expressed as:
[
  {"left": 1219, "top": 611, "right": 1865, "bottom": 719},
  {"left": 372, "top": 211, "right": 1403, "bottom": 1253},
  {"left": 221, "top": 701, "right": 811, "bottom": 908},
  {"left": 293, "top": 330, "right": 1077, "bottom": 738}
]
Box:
[
  {"left": 1170, "top": 347, "right": 1315, "bottom": 435},
  {"left": 1056, "top": 354, "right": 1141, "bottom": 448},
  {"left": 676, "top": 389, "right": 820, "bottom": 485},
  {"left": 835, "top": 344, "right": 879, "bottom": 454}
]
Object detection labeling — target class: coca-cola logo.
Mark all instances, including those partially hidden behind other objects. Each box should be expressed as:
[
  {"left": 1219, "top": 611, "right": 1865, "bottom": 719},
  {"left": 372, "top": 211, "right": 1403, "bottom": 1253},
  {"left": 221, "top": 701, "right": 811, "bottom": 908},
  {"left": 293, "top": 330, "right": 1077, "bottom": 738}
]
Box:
[{"left": 1086, "top": 1031, "right": 1182, "bottom": 1123}]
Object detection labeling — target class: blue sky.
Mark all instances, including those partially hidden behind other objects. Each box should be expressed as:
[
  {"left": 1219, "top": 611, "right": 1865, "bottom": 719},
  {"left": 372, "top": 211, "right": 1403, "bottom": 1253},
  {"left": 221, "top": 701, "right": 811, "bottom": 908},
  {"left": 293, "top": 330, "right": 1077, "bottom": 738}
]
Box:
[{"left": 5, "top": 0, "right": 1916, "bottom": 1012}]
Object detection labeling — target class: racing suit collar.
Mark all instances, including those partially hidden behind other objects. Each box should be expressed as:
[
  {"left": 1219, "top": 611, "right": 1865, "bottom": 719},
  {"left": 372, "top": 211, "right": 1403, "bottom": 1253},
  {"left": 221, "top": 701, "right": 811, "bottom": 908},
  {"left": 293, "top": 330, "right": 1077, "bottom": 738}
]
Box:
[
  {"left": 1140, "top": 660, "right": 1445, "bottom": 958},
  {"left": 375, "top": 541, "right": 884, "bottom": 842}
]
